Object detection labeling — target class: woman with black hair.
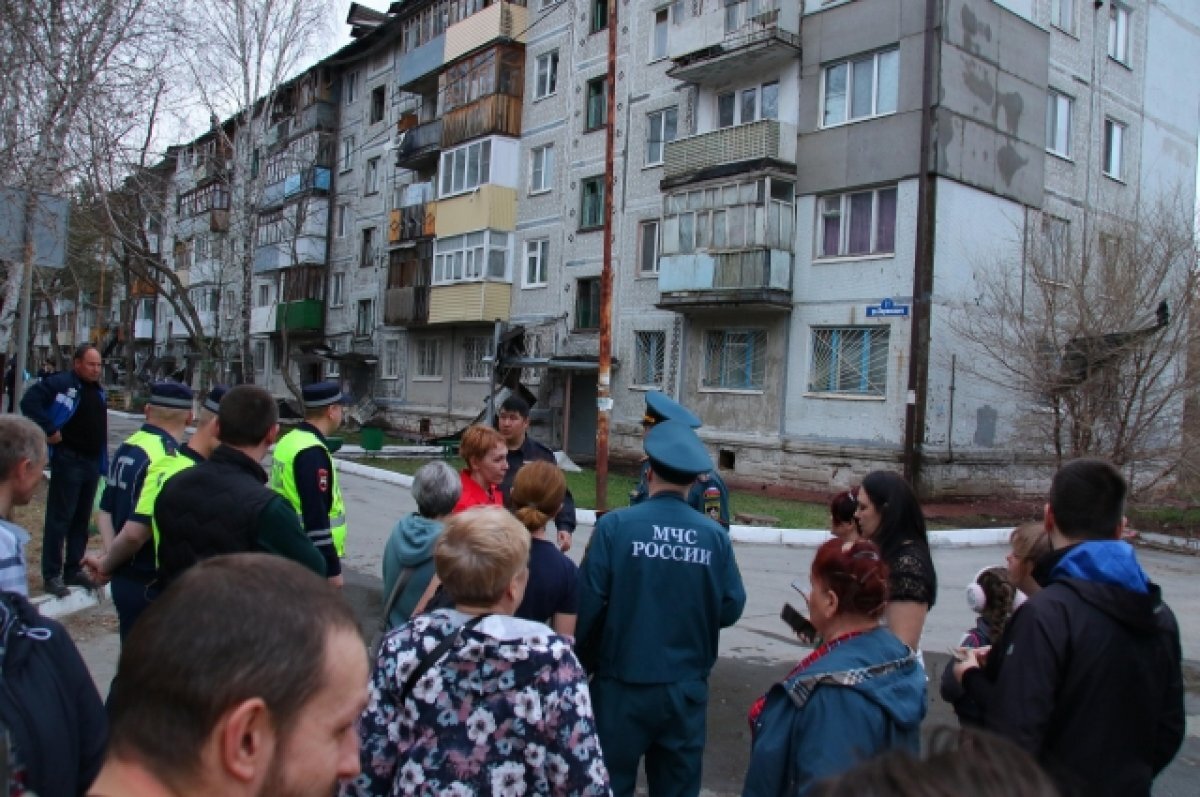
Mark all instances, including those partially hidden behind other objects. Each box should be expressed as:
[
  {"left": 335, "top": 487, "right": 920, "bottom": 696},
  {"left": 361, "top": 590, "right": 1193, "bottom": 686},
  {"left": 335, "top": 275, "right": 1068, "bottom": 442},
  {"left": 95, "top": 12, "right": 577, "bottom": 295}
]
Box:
[{"left": 853, "top": 471, "right": 937, "bottom": 649}]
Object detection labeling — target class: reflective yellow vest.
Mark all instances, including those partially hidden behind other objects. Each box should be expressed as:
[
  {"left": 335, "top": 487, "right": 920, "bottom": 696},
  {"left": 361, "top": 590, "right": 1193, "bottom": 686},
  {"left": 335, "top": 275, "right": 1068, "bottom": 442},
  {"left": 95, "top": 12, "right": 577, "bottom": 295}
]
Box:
[
  {"left": 271, "top": 428, "right": 347, "bottom": 557},
  {"left": 137, "top": 452, "right": 198, "bottom": 566}
]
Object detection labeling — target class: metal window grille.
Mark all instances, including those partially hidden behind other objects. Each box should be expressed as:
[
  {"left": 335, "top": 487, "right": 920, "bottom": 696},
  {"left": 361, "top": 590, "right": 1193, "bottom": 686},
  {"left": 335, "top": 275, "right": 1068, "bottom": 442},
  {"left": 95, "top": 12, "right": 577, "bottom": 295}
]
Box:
[
  {"left": 462, "top": 336, "right": 490, "bottom": 380},
  {"left": 809, "top": 327, "right": 889, "bottom": 396},
  {"left": 634, "top": 330, "right": 667, "bottom": 387},
  {"left": 703, "top": 328, "right": 766, "bottom": 389}
]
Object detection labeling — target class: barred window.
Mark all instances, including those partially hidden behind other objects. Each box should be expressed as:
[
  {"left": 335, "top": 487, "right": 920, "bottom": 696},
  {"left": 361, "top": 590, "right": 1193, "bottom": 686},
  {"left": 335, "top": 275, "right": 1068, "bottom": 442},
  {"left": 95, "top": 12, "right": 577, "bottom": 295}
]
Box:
[
  {"left": 703, "top": 329, "right": 766, "bottom": 390},
  {"left": 634, "top": 330, "right": 667, "bottom": 387},
  {"left": 809, "top": 327, "right": 889, "bottom": 396},
  {"left": 462, "top": 336, "right": 490, "bottom": 381}
]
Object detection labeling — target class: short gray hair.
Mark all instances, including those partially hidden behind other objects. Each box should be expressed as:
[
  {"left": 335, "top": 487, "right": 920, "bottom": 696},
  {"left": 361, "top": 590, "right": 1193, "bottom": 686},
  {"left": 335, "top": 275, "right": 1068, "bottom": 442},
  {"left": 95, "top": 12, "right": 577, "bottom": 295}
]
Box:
[
  {"left": 412, "top": 460, "right": 461, "bottom": 518},
  {"left": 0, "top": 415, "right": 46, "bottom": 480}
]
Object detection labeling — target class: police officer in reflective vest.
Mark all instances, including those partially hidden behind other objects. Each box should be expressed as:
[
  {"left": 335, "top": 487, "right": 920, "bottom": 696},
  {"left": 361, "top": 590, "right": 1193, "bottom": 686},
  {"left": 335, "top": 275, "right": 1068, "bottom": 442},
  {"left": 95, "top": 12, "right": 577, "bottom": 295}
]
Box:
[
  {"left": 578, "top": 420, "right": 746, "bottom": 797},
  {"left": 271, "top": 381, "right": 348, "bottom": 586},
  {"left": 629, "top": 391, "right": 731, "bottom": 529}
]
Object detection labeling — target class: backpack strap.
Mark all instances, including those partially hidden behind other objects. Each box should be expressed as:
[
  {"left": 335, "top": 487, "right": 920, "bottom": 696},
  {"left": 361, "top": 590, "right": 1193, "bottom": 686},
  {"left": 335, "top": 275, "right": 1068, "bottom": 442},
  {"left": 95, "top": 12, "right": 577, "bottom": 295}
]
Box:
[{"left": 398, "top": 613, "right": 491, "bottom": 705}]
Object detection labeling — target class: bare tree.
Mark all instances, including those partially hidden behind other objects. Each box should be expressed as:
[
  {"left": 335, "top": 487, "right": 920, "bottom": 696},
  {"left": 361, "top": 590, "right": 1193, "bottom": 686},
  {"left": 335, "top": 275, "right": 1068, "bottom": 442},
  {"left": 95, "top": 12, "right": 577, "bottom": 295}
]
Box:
[{"left": 949, "top": 191, "right": 1200, "bottom": 493}]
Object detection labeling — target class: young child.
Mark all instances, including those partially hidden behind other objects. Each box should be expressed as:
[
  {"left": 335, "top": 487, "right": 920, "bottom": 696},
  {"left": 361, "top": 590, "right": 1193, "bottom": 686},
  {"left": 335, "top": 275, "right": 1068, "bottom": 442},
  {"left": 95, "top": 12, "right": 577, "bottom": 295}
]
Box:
[
  {"left": 829, "top": 488, "right": 860, "bottom": 542},
  {"left": 939, "top": 565, "right": 1016, "bottom": 726},
  {"left": 0, "top": 415, "right": 49, "bottom": 596}
]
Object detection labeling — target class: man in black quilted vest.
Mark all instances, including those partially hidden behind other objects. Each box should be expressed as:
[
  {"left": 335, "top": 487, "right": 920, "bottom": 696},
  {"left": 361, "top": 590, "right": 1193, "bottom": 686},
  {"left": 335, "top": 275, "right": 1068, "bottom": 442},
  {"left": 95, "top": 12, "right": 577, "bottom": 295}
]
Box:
[{"left": 154, "top": 385, "right": 325, "bottom": 588}]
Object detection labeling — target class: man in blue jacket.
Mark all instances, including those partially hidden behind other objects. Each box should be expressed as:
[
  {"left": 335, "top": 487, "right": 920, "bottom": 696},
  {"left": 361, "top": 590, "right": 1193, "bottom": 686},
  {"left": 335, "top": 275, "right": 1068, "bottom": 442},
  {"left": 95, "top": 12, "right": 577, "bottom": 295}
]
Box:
[{"left": 20, "top": 344, "right": 107, "bottom": 597}]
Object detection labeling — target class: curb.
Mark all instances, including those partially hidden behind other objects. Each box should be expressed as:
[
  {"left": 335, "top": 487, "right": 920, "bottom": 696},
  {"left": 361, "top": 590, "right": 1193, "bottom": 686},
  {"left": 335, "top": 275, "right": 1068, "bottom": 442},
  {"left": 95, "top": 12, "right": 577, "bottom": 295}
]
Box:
[{"left": 31, "top": 584, "right": 111, "bottom": 619}]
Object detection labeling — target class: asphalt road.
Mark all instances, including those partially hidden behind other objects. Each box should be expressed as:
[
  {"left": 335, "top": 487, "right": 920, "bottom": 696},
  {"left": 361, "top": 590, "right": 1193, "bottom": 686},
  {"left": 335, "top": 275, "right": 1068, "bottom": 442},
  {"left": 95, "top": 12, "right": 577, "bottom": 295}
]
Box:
[{"left": 73, "top": 413, "right": 1200, "bottom": 795}]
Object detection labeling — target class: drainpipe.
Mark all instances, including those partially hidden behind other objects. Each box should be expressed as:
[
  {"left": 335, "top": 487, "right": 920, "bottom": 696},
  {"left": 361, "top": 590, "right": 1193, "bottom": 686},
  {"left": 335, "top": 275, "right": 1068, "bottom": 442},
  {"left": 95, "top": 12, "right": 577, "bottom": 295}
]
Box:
[{"left": 902, "top": 0, "right": 940, "bottom": 494}]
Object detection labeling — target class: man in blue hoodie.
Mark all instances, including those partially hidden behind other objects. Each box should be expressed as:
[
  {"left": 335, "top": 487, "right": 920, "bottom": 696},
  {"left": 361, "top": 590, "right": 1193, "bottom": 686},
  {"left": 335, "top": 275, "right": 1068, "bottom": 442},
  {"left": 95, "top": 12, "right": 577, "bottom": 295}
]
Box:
[{"left": 985, "top": 459, "right": 1184, "bottom": 797}]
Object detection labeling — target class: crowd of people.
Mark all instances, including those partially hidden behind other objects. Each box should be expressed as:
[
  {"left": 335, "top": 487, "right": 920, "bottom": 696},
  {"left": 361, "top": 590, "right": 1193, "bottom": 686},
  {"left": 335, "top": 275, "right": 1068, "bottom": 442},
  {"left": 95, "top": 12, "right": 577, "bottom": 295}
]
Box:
[{"left": 0, "top": 346, "right": 1187, "bottom": 797}]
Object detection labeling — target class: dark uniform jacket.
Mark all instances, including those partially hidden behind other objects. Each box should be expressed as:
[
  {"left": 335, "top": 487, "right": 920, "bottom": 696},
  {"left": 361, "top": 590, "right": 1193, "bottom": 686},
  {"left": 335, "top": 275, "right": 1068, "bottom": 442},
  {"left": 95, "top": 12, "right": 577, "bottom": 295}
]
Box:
[
  {"left": 498, "top": 435, "right": 577, "bottom": 533},
  {"left": 987, "top": 541, "right": 1184, "bottom": 797}
]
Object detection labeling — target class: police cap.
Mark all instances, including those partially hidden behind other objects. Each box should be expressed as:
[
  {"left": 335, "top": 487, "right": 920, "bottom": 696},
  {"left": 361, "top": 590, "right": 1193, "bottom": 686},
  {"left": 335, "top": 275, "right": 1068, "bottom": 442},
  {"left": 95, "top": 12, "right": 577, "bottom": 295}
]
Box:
[
  {"left": 302, "top": 380, "right": 349, "bottom": 408},
  {"left": 644, "top": 420, "right": 713, "bottom": 483},
  {"left": 643, "top": 390, "right": 702, "bottom": 429},
  {"left": 147, "top": 381, "right": 194, "bottom": 410},
  {"left": 202, "top": 385, "right": 229, "bottom": 414}
]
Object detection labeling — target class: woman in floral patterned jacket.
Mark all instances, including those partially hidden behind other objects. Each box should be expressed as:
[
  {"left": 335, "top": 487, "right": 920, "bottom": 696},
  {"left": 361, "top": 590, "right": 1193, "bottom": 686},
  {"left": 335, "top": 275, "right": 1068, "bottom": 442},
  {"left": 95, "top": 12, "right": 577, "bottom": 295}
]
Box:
[{"left": 341, "top": 506, "right": 612, "bottom": 797}]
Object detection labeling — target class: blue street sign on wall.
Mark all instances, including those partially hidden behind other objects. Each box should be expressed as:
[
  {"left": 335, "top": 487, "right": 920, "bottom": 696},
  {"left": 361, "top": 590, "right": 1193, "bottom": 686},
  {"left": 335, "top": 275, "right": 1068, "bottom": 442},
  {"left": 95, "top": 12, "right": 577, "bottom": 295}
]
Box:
[{"left": 866, "top": 298, "right": 909, "bottom": 318}]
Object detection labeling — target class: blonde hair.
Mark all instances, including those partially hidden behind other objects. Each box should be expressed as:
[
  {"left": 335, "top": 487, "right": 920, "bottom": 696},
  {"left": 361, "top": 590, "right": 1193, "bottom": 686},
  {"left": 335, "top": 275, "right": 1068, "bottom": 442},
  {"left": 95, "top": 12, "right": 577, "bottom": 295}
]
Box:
[
  {"left": 458, "top": 424, "right": 506, "bottom": 466},
  {"left": 1010, "top": 521, "right": 1051, "bottom": 563},
  {"left": 511, "top": 461, "right": 566, "bottom": 532},
  {"left": 434, "top": 506, "right": 530, "bottom": 606}
]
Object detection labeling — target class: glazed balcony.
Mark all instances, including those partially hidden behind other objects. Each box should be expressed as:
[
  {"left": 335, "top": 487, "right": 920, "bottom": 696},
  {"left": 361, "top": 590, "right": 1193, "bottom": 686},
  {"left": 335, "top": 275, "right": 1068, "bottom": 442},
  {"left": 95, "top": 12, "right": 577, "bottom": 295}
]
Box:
[
  {"left": 398, "top": 34, "right": 445, "bottom": 93},
  {"left": 253, "top": 236, "right": 327, "bottom": 273},
  {"left": 133, "top": 318, "right": 154, "bottom": 340},
  {"left": 667, "top": 1, "right": 800, "bottom": 85},
  {"left": 657, "top": 247, "right": 792, "bottom": 313},
  {"left": 662, "top": 119, "right": 796, "bottom": 188},
  {"left": 395, "top": 118, "right": 443, "bottom": 170},
  {"left": 250, "top": 305, "right": 276, "bottom": 335},
  {"left": 384, "top": 286, "right": 430, "bottom": 326},
  {"left": 276, "top": 299, "right": 324, "bottom": 333},
  {"left": 442, "top": 94, "right": 522, "bottom": 149}
]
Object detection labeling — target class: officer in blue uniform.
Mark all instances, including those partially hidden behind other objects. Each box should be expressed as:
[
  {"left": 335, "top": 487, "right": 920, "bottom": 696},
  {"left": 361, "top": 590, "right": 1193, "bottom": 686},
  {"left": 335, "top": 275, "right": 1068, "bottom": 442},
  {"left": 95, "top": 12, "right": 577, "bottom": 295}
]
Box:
[
  {"left": 578, "top": 420, "right": 746, "bottom": 797},
  {"left": 629, "top": 391, "right": 731, "bottom": 529}
]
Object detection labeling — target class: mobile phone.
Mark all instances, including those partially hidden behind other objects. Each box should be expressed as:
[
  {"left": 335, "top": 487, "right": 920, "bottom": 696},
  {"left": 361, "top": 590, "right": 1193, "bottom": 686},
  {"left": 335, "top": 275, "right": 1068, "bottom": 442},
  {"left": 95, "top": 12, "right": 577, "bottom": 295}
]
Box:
[
  {"left": 781, "top": 603, "right": 817, "bottom": 640},
  {"left": 947, "top": 646, "right": 970, "bottom": 662}
]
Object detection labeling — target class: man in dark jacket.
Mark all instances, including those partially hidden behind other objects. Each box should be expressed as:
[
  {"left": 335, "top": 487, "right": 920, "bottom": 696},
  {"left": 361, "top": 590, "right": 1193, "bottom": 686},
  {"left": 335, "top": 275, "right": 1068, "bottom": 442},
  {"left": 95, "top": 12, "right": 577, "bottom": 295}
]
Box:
[
  {"left": 153, "top": 385, "right": 325, "bottom": 589},
  {"left": 496, "top": 394, "right": 577, "bottom": 551},
  {"left": 20, "top": 344, "right": 107, "bottom": 597},
  {"left": 985, "top": 459, "right": 1184, "bottom": 797}
]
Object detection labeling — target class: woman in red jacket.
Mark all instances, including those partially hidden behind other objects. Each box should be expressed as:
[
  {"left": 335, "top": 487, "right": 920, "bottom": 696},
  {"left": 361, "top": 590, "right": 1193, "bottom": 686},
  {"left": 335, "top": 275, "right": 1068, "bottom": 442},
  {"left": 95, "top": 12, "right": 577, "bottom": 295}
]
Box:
[{"left": 452, "top": 424, "right": 508, "bottom": 513}]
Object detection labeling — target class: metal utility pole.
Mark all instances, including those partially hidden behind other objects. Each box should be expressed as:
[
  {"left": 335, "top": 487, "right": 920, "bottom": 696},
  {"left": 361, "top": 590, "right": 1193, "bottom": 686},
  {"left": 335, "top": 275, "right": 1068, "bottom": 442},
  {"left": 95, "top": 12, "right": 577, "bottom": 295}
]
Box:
[{"left": 596, "top": 0, "right": 618, "bottom": 511}]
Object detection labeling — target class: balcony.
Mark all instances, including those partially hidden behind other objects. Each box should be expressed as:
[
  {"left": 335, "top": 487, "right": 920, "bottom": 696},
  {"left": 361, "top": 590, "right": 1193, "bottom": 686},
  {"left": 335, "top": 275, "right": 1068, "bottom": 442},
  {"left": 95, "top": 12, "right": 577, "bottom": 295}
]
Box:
[
  {"left": 384, "top": 286, "right": 430, "bottom": 326},
  {"left": 250, "top": 305, "right": 276, "bottom": 335},
  {"left": 395, "top": 118, "right": 443, "bottom": 170},
  {"left": 193, "top": 157, "right": 227, "bottom": 184},
  {"left": 435, "top": 185, "right": 517, "bottom": 237},
  {"left": 662, "top": 120, "right": 796, "bottom": 188},
  {"left": 398, "top": 34, "right": 445, "bottom": 93},
  {"left": 291, "top": 101, "right": 336, "bottom": 140},
  {"left": 428, "top": 282, "right": 511, "bottom": 325},
  {"left": 668, "top": 3, "right": 800, "bottom": 85},
  {"left": 254, "top": 236, "right": 327, "bottom": 273},
  {"left": 442, "top": 94, "right": 521, "bottom": 150},
  {"left": 276, "top": 299, "right": 324, "bottom": 334},
  {"left": 389, "top": 202, "right": 436, "bottom": 243},
  {"left": 210, "top": 208, "right": 230, "bottom": 232},
  {"left": 445, "top": 2, "right": 527, "bottom": 64},
  {"left": 657, "top": 248, "right": 792, "bottom": 312},
  {"left": 133, "top": 318, "right": 154, "bottom": 340}
]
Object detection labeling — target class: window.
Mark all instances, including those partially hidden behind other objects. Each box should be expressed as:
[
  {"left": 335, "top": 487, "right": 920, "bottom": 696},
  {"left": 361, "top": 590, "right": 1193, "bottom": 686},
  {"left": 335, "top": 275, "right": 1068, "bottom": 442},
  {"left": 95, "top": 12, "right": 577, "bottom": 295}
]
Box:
[
  {"left": 646, "top": 107, "right": 677, "bottom": 166},
  {"left": 383, "top": 338, "right": 400, "bottom": 378},
  {"left": 370, "top": 85, "right": 386, "bottom": 124},
  {"left": 355, "top": 299, "right": 374, "bottom": 336},
  {"left": 433, "top": 231, "right": 510, "bottom": 283},
  {"left": 703, "top": 329, "right": 766, "bottom": 390},
  {"left": 633, "top": 330, "right": 666, "bottom": 387},
  {"left": 340, "top": 135, "right": 355, "bottom": 171},
  {"left": 534, "top": 51, "right": 558, "bottom": 99},
  {"left": 661, "top": 177, "right": 794, "bottom": 255},
  {"left": 415, "top": 338, "right": 442, "bottom": 378},
  {"left": 326, "top": 339, "right": 341, "bottom": 378},
  {"left": 1099, "top": 233, "right": 1122, "bottom": 290},
  {"left": 651, "top": 8, "right": 669, "bottom": 61},
  {"left": 716, "top": 82, "right": 778, "bottom": 128},
  {"left": 344, "top": 71, "right": 358, "bottom": 105},
  {"left": 575, "top": 278, "right": 601, "bottom": 330},
  {"left": 256, "top": 284, "right": 270, "bottom": 307},
  {"left": 638, "top": 221, "right": 659, "bottom": 275},
  {"left": 809, "top": 327, "right": 889, "bottom": 396},
  {"left": 1108, "top": 3, "right": 1129, "bottom": 64},
  {"left": 253, "top": 340, "right": 267, "bottom": 373},
  {"left": 525, "top": 238, "right": 549, "bottom": 286},
  {"left": 336, "top": 205, "right": 349, "bottom": 238},
  {"left": 818, "top": 186, "right": 897, "bottom": 258},
  {"left": 592, "top": 0, "right": 608, "bottom": 33},
  {"left": 822, "top": 49, "right": 899, "bottom": 127},
  {"left": 530, "top": 144, "right": 554, "bottom": 193},
  {"left": 580, "top": 176, "right": 604, "bottom": 229},
  {"left": 224, "top": 290, "right": 236, "bottom": 320},
  {"left": 462, "top": 336, "right": 490, "bottom": 380},
  {"left": 1103, "top": 118, "right": 1125, "bottom": 180},
  {"left": 1046, "top": 91, "right": 1072, "bottom": 157},
  {"left": 586, "top": 77, "right": 607, "bottom": 131},
  {"left": 439, "top": 139, "right": 492, "bottom": 197},
  {"left": 1041, "top": 215, "right": 1070, "bottom": 283},
  {"left": 360, "top": 227, "right": 376, "bottom": 268},
  {"left": 329, "top": 272, "right": 345, "bottom": 307},
  {"left": 365, "top": 157, "right": 380, "bottom": 194},
  {"left": 1051, "top": 0, "right": 1075, "bottom": 35}
]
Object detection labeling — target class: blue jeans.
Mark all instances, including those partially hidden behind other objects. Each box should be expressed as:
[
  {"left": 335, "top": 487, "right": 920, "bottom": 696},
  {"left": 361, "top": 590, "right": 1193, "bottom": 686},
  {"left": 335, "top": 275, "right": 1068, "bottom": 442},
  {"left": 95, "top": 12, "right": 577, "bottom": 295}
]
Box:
[{"left": 41, "top": 447, "right": 101, "bottom": 582}]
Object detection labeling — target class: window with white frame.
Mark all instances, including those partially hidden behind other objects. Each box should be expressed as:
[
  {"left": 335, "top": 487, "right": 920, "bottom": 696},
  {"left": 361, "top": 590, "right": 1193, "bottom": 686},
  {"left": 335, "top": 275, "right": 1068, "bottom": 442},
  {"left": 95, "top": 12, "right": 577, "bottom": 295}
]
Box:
[
  {"left": 462, "top": 336, "right": 490, "bottom": 380},
  {"left": 525, "top": 238, "right": 549, "bottom": 286},
  {"left": 383, "top": 338, "right": 401, "bottom": 378},
  {"left": 818, "top": 186, "right": 897, "bottom": 258},
  {"left": 725, "top": 0, "right": 777, "bottom": 33},
  {"left": 717, "top": 81, "right": 779, "bottom": 128},
  {"left": 822, "top": 48, "right": 898, "bottom": 127},
  {"left": 439, "top": 139, "right": 492, "bottom": 197},
  {"left": 360, "top": 227, "right": 376, "bottom": 268},
  {"left": 651, "top": 8, "right": 670, "bottom": 61},
  {"left": 580, "top": 176, "right": 604, "bottom": 229},
  {"left": 530, "top": 144, "right": 554, "bottom": 193},
  {"left": 329, "top": 272, "right": 345, "bottom": 307},
  {"left": 253, "top": 340, "right": 267, "bottom": 373},
  {"left": 633, "top": 330, "right": 667, "bottom": 387},
  {"left": 662, "top": 177, "right": 794, "bottom": 255},
  {"left": 344, "top": 71, "right": 358, "bottom": 105},
  {"left": 256, "top": 284, "right": 271, "bottom": 307},
  {"left": 433, "top": 231, "right": 510, "bottom": 284},
  {"left": 1108, "top": 3, "right": 1129, "bottom": 64},
  {"left": 355, "top": 299, "right": 374, "bottom": 336},
  {"left": 638, "top": 221, "right": 660, "bottom": 275},
  {"left": 1046, "top": 90, "right": 1072, "bottom": 157},
  {"left": 336, "top": 205, "right": 349, "bottom": 238},
  {"left": 326, "top": 339, "right": 341, "bottom": 378},
  {"left": 340, "top": 135, "right": 355, "bottom": 171},
  {"left": 1103, "top": 118, "right": 1125, "bottom": 180},
  {"left": 809, "top": 327, "right": 889, "bottom": 396},
  {"left": 1051, "top": 0, "right": 1075, "bottom": 35},
  {"left": 646, "top": 107, "right": 677, "bottom": 166},
  {"left": 534, "top": 51, "right": 558, "bottom": 99},
  {"left": 415, "top": 338, "right": 442, "bottom": 378},
  {"left": 365, "top": 157, "right": 380, "bottom": 194},
  {"left": 703, "top": 329, "right": 766, "bottom": 390}
]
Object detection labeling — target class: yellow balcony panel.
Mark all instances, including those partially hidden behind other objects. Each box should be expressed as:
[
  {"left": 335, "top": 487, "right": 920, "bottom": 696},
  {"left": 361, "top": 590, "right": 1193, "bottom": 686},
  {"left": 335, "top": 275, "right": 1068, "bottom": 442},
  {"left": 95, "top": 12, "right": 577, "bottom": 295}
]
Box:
[
  {"left": 428, "top": 282, "right": 511, "bottom": 325},
  {"left": 435, "top": 185, "right": 517, "bottom": 237},
  {"left": 445, "top": 2, "right": 527, "bottom": 63}
]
